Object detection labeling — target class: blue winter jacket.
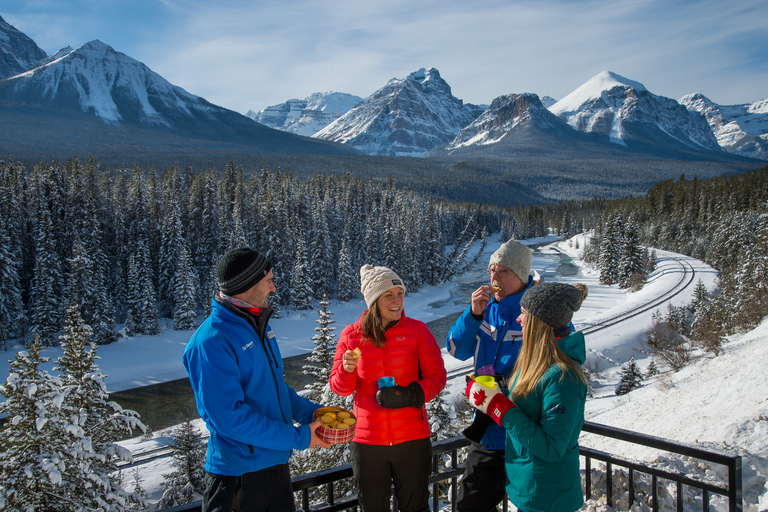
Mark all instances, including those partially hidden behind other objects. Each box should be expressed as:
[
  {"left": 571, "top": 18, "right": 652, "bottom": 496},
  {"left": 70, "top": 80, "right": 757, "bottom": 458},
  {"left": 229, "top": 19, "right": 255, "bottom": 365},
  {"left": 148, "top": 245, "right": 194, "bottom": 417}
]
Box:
[
  {"left": 446, "top": 277, "right": 534, "bottom": 450},
  {"left": 183, "top": 298, "right": 320, "bottom": 476}
]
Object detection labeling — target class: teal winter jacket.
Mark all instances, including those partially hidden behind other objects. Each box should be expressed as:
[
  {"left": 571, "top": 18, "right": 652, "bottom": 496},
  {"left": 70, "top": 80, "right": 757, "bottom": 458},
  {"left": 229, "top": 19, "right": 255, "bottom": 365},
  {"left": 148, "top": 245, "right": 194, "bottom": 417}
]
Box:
[
  {"left": 183, "top": 297, "right": 320, "bottom": 476},
  {"left": 500, "top": 331, "right": 587, "bottom": 512}
]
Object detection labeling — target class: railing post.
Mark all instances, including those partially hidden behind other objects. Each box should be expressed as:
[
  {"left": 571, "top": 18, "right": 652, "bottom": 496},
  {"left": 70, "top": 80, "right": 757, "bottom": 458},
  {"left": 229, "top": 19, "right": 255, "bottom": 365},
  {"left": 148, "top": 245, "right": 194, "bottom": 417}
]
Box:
[
  {"left": 606, "top": 461, "right": 613, "bottom": 507},
  {"left": 730, "top": 456, "right": 742, "bottom": 512}
]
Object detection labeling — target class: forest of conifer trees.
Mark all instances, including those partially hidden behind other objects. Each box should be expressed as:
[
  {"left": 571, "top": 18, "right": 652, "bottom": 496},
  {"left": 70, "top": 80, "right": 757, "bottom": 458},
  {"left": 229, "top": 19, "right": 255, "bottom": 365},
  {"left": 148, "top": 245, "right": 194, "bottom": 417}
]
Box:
[
  {"left": 586, "top": 166, "right": 768, "bottom": 342},
  {"left": 0, "top": 156, "right": 598, "bottom": 350}
]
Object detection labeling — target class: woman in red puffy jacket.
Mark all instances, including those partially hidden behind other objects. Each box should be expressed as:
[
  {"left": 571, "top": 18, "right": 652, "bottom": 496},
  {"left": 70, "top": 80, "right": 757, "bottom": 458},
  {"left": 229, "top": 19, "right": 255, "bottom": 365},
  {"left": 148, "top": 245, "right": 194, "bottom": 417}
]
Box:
[{"left": 330, "top": 264, "right": 447, "bottom": 512}]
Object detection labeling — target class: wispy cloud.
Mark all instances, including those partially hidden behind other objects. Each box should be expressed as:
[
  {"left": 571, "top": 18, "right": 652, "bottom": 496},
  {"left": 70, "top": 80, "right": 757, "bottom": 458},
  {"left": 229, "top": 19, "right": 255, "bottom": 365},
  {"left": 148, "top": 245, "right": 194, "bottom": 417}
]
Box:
[{"left": 2, "top": 0, "right": 766, "bottom": 112}]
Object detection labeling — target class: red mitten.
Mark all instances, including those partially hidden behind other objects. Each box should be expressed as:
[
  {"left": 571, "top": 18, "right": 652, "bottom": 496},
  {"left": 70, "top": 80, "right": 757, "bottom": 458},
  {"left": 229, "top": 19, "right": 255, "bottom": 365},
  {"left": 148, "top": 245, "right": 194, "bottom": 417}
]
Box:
[{"left": 465, "top": 379, "right": 516, "bottom": 425}]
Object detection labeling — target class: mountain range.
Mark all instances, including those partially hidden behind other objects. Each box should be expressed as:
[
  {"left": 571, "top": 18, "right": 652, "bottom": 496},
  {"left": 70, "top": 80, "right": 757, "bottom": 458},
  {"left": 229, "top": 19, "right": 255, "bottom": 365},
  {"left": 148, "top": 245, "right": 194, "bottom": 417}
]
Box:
[
  {"left": 0, "top": 15, "right": 358, "bottom": 164},
  {"left": 0, "top": 13, "right": 764, "bottom": 205},
  {"left": 246, "top": 92, "right": 362, "bottom": 137}
]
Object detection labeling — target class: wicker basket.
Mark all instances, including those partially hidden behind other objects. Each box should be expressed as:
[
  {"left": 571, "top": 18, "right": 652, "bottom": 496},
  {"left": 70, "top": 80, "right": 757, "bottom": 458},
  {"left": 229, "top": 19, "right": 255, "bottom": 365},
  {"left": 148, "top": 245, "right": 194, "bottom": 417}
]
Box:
[{"left": 313, "top": 406, "right": 356, "bottom": 444}]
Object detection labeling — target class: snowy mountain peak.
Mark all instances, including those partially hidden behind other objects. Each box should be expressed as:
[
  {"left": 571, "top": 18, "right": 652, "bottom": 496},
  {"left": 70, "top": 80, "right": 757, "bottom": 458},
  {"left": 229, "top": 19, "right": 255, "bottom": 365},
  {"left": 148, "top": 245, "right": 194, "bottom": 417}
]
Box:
[
  {"left": 550, "top": 71, "right": 647, "bottom": 117},
  {"left": 548, "top": 71, "right": 721, "bottom": 153},
  {"left": 0, "top": 14, "right": 48, "bottom": 78},
  {"left": 4, "top": 39, "right": 204, "bottom": 124},
  {"left": 313, "top": 67, "right": 483, "bottom": 156},
  {"left": 443, "top": 92, "right": 559, "bottom": 151},
  {"left": 247, "top": 91, "right": 362, "bottom": 137},
  {"left": 680, "top": 93, "right": 768, "bottom": 160}
]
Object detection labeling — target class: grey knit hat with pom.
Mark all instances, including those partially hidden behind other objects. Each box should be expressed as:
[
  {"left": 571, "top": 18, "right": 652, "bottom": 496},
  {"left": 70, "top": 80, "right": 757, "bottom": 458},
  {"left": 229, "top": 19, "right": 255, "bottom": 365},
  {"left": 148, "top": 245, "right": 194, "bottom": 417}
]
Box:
[{"left": 520, "top": 282, "right": 588, "bottom": 330}]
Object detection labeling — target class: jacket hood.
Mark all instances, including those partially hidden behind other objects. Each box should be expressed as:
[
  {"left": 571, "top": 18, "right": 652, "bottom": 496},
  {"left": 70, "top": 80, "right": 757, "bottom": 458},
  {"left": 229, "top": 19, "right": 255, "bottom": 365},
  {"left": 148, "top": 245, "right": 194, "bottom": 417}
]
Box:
[{"left": 557, "top": 331, "right": 586, "bottom": 365}]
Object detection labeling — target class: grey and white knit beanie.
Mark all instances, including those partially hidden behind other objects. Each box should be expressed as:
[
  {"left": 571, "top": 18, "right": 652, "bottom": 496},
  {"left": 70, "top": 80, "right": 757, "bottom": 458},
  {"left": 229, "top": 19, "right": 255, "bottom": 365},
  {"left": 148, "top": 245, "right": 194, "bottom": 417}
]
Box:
[
  {"left": 489, "top": 239, "right": 532, "bottom": 283},
  {"left": 360, "top": 264, "right": 406, "bottom": 309},
  {"left": 520, "top": 282, "right": 588, "bottom": 330}
]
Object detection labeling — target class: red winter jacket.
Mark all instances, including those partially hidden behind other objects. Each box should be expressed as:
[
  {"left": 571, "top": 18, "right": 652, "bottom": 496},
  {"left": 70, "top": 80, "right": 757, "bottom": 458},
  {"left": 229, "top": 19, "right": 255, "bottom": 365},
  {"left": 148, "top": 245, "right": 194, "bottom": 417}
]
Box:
[{"left": 330, "top": 313, "right": 447, "bottom": 446}]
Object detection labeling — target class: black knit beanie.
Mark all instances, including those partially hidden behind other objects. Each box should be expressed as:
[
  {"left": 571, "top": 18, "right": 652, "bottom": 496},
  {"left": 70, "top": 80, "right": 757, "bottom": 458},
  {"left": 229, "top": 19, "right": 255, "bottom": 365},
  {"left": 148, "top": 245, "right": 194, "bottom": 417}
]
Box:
[
  {"left": 217, "top": 248, "right": 272, "bottom": 296},
  {"left": 520, "top": 282, "right": 587, "bottom": 330}
]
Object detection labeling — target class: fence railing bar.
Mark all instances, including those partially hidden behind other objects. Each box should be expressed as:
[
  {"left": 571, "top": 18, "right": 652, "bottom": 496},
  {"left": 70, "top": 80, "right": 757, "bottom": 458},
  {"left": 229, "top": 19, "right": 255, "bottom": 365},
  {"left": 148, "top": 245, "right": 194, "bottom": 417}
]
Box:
[{"left": 156, "top": 422, "right": 741, "bottom": 512}]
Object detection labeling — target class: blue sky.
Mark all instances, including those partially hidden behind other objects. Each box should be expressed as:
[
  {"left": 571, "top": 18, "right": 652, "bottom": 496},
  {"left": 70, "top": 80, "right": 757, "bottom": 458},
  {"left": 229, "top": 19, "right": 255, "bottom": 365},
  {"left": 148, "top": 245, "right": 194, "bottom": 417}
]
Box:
[{"left": 1, "top": 0, "right": 766, "bottom": 114}]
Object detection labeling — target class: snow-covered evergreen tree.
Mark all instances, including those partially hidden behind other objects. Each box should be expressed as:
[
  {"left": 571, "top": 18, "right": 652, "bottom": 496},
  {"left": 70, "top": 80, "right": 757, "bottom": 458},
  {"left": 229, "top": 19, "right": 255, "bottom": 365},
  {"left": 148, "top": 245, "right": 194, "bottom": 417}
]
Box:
[
  {"left": 336, "top": 230, "right": 358, "bottom": 303},
  {"left": 291, "top": 295, "right": 353, "bottom": 497},
  {"left": 0, "top": 224, "right": 24, "bottom": 346},
  {"left": 302, "top": 293, "right": 337, "bottom": 403},
  {"left": 645, "top": 360, "right": 658, "bottom": 379},
  {"left": 127, "top": 468, "right": 150, "bottom": 511},
  {"left": 599, "top": 215, "right": 623, "bottom": 286},
  {"left": 30, "top": 178, "right": 63, "bottom": 346},
  {"left": 157, "top": 417, "right": 207, "bottom": 509},
  {"left": 173, "top": 244, "right": 198, "bottom": 330},
  {"left": 66, "top": 237, "right": 118, "bottom": 345},
  {"left": 53, "top": 304, "right": 145, "bottom": 510},
  {"left": 615, "top": 356, "right": 643, "bottom": 395},
  {"left": 0, "top": 337, "right": 67, "bottom": 510},
  {"left": 618, "top": 216, "right": 645, "bottom": 289},
  {"left": 291, "top": 228, "right": 314, "bottom": 311}
]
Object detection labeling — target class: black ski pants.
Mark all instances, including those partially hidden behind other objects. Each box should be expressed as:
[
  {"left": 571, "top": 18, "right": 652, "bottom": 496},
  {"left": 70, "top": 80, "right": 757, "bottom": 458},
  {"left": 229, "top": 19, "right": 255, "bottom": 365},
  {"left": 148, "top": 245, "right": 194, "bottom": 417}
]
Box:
[
  {"left": 350, "top": 437, "right": 432, "bottom": 512},
  {"left": 202, "top": 463, "right": 295, "bottom": 512},
  {"left": 456, "top": 442, "right": 507, "bottom": 512}
]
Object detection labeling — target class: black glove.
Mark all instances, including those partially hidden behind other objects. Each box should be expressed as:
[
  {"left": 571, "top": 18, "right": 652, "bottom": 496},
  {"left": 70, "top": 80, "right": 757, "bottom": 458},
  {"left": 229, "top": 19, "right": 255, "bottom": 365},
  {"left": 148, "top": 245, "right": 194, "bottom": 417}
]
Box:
[
  {"left": 376, "top": 382, "right": 425, "bottom": 409},
  {"left": 462, "top": 411, "right": 494, "bottom": 442}
]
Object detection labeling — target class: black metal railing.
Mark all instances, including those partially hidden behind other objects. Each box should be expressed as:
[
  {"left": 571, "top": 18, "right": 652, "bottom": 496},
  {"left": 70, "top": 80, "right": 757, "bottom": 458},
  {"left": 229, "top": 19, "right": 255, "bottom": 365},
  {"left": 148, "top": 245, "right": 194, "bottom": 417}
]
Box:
[
  {"left": 159, "top": 421, "right": 742, "bottom": 512},
  {"left": 580, "top": 422, "right": 742, "bottom": 512}
]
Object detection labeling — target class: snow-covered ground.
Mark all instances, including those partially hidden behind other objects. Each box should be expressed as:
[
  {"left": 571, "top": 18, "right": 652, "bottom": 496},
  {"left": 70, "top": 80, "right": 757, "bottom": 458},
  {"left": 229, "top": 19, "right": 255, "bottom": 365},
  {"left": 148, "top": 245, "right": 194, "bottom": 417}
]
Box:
[{"left": 2, "top": 233, "right": 766, "bottom": 510}]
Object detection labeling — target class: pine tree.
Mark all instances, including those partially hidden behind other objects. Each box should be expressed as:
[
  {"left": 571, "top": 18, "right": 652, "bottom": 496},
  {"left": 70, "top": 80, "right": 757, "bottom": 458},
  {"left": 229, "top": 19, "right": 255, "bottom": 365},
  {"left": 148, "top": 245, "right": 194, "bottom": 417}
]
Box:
[
  {"left": 66, "top": 237, "right": 118, "bottom": 345},
  {"left": 173, "top": 244, "right": 198, "bottom": 330},
  {"left": 30, "top": 178, "right": 63, "bottom": 346},
  {"left": 336, "top": 231, "right": 358, "bottom": 303},
  {"left": 0, "top": 337, "right": 67, "bottom": 510},
  {"left": 127, "top": 468, "right": 150, "bottom": 511},
  {"left": 157, "top": 417, "right": 207, "bottom": 509},
  {"left": 599, "top": 215, "right": 623, "bottom": 285},
  {"left": 291, "top": 295, "right": 354, "bottom": 498},
  {"left": 618, "top": 216, "right": 645, "bottom": 289},
  {"left": 302, "top": 293, "right": 337, "bottom": 403},
  {"left": 615, "top": 356, "right": 643, "bottom": 395},
  {"left": 54, "top": 304, "right": 145, "bottom": 510},
  {"left": 0, "top": 224, "right": 24, "bottom": 346},
  {"left": 645, "top": 360, "right": 658, "bottom": 379},
  {"left": 290, "top": 228, "right": 314, "bottom": 311}
]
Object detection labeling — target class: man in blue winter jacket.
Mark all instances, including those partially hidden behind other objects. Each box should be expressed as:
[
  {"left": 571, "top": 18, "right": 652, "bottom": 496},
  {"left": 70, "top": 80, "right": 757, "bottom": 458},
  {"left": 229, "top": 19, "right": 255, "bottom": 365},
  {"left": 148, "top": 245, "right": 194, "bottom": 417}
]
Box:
[
  {"left": 184, "top": 248, "right": 330, "bottom": 512},
  {"left": 446, "top": 239, "right": 538, "bottom": 512}
]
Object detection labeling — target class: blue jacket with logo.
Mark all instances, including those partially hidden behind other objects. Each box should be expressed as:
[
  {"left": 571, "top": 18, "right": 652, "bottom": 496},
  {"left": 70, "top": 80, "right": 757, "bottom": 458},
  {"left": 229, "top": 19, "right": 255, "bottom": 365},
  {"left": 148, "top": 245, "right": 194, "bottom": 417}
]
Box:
[
  {"left": 446, "top": 277, "right": 534, "bottom": 450},
  {"left": 183, "top": 298, "right": 320, "bottom": 476}
]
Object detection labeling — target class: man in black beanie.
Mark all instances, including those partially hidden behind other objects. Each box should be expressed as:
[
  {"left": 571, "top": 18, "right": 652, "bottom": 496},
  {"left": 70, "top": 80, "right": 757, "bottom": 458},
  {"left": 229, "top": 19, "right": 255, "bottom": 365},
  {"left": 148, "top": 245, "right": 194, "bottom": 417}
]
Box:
[{"left": 184, "top": 248, "right": 330, "bottom": 512}]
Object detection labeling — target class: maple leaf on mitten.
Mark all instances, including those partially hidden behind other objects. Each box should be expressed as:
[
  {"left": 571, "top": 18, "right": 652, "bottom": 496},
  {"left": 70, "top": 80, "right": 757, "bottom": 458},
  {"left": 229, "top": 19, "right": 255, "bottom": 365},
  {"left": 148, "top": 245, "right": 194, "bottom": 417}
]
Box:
[{"left": 465, "top": 379, "right": 516, "bottom": 425}]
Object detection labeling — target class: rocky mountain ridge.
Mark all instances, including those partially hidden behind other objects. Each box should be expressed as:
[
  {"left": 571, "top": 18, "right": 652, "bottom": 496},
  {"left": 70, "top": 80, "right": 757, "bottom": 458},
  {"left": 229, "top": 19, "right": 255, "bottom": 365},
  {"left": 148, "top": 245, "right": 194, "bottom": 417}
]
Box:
[
  {"left": 312, "top": 68, "right": 486, "bottom": 156},
  {"left": 679, "top": 93, "right": 768, "bottom": 160},
  {"left": 246, "top": 92, "right": 362, "bottom": 137}
]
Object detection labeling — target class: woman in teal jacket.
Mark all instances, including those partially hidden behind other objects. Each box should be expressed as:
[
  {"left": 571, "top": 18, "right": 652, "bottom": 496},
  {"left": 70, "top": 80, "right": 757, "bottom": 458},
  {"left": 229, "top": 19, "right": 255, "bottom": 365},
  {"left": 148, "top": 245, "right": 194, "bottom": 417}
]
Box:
[{"left": 465, "top": 282, "right": 588, "bottom": 512}]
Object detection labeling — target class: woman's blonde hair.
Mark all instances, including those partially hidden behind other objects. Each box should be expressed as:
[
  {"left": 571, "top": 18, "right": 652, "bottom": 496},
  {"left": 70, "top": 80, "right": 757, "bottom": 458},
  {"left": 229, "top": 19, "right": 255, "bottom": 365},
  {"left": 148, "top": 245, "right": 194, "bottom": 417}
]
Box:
[
  {"left": 360, "top": 301, "right": 388, "bottom": 348},
  {"left": 510, "top": 312, "right": 586, "bottom": 400}
]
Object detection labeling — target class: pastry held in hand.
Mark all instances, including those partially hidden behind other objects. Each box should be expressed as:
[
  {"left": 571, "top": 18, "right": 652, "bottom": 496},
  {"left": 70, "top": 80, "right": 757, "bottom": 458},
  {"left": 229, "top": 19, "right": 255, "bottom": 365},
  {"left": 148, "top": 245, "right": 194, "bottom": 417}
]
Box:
[{"left": 352, "top": 347, "right": 362, "bottom": 359}]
